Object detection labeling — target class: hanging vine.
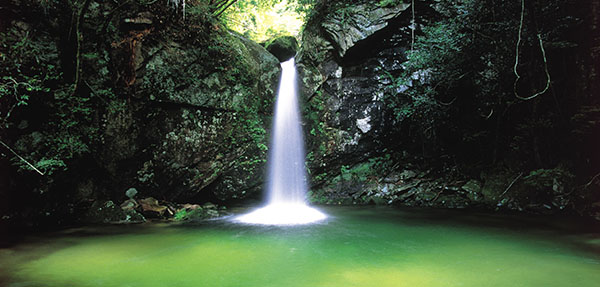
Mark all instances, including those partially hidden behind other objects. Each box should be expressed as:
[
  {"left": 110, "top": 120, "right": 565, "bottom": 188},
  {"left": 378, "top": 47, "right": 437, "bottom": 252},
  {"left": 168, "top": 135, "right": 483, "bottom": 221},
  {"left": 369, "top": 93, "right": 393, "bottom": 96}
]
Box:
[
  {"left": 411, "top": 0, "right": 415, "bottom": 52},
  {"left": 168, "top": 0, "right": 186, "bottom": 19},
  {"left": 513, "top": 0, "right": 551, "bottom": 101},
  {"left": 69, "top": 0, "right": 92, "bottom": 97}
]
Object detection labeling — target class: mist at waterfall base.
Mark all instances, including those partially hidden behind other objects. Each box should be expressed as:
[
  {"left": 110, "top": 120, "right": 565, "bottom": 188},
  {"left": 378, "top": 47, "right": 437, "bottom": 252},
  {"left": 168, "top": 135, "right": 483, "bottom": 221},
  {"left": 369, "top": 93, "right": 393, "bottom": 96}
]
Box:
[{"left": 235, "top": 58, "right": 326, "bottom": 225}]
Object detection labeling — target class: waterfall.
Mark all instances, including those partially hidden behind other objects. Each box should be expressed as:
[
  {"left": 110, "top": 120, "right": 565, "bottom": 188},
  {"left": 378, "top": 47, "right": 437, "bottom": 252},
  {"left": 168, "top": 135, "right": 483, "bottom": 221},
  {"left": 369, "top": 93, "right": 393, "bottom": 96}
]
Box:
[{"left": 235, "top": 58, "right": 327, "bottom": 225}]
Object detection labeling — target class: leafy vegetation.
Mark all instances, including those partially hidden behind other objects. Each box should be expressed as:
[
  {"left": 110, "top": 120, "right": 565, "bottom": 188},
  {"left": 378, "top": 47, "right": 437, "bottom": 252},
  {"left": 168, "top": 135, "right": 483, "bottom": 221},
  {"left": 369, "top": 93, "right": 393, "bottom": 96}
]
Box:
[
  {"left": 385, "top": 0, "right": 580, "bottom": 168},
  {"left": 0, "top": 13, "right": 100, "bottom": 176},
  {"left": 522, "top": 167, "right": 574, "bottom": 192},
  {"left": 173, "top": 208, "right": 204, "bottom": 221},
  {"left": 170, "top": 0, "right": 311, "bottom": 42},
  {"left": 377, "top": 0, "right": 405, "bottom": 8},
  {"left": 0, "top": 25, "right": 57, "bottom": 129},
  {"left": 221, "top": 0, "right": 305, "bottom": 42}
]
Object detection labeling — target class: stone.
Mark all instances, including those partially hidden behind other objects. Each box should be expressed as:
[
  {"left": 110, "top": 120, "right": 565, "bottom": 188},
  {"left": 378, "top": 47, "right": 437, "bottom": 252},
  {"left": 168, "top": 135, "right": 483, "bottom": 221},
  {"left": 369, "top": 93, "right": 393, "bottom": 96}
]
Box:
[
  {"left": 461, "top": 180, "right": 482, "bottom": 193},
  {"left": 393, "top": 180, "right": 420, "bottom": 194},
  {"left": 265, "top": 36, "right": 299, "bottom": 62},
  {"left": 461, "top": 180, "right": 483, "bottom": 202},
  {"left": 525, "top": 203, "right": 554, "bottom": 214},
  {"left": 382, "top": 174, "right": 400, "bottom": 183},
  {"left": 356, "top": 116, "right": 372, "bottom": 133},
  {"left": 120, "top": 199, "right": 138, "bottom": 211},
  {"left": 297, "top": 1, "right": 418, "bottom": 182},
  {"left": 399, "top": 170, "right": 417, "bottom": 180},
  {"left": 138, "top": 197, "right": 167, "bottom": 216},
  {"left": 397, "top": 189, "right": 417, "bottom": 201},
  {"left": 84, "top": 201, "right": 145, "bottom": 224},
  {"left": 480, "top": 171, "right": 512, "bottom": 203},
  {"left": 206, "top": 209, "right": 220, "bottom": 218},
  {"left": 139, "top": 33, "right": 279, "bottom": 111},
  {"left": 101, "top": 25, "right": 281, "bottom": 202},
  {"left": 321, "top": 3, "right": 410, "bottom": 58},
  {"left": 182, "top": 203, "right": 202, "bottom": 210},
  {"left": 125, "top": 188, "right": 138, "bottom": 199},
  {"left": 368, "top": 195, "right": 388, "bottom": 205},
  {"left": 174, "top": 202, "right": 223, "bottom": 220},
  {"left": 551, "top": 195, "right": 569, "bottom": 210},
  {"left": 123, "top": 210, "right": 146, "bottom": 223},
  {"left": 17, "top": 120, "right": 28, "bottom": 129}
]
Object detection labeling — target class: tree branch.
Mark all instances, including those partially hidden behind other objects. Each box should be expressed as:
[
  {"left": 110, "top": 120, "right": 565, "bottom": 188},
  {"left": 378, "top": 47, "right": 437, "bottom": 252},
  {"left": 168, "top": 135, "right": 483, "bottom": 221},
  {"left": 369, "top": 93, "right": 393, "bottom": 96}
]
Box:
[
  {"left": 580, "top": 172, "right": 600, "bottom": 190},
  {"left": 500, "top": 172, "right": 523, "bottom": 197},
  {"left": 0, "top": 139, "right": 44, "bottom": 176},
  {"left": 214, "top": 0, "right": 239, "bottom": 17}
]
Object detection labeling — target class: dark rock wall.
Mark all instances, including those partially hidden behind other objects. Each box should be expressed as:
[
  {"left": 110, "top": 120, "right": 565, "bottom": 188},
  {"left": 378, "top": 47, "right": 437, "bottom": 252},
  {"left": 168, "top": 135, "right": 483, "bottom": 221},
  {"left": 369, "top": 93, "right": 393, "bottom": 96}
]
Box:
[
  {"left": 298, "top": 1, "right": 412, "bottom": 173},
  {"left": 298, "top": 0, "right": 600, "bottom": 217},
  {"left": 298, "top": 1, "right": 426, "bottom": 190}
]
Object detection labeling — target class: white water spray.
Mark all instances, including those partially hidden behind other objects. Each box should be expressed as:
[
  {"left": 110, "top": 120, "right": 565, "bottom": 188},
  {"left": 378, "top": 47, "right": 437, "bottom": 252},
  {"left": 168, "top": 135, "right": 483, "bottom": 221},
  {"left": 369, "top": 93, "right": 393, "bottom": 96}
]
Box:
[{"left": 236, "top": 58, "right": 327, "bottom": 225}]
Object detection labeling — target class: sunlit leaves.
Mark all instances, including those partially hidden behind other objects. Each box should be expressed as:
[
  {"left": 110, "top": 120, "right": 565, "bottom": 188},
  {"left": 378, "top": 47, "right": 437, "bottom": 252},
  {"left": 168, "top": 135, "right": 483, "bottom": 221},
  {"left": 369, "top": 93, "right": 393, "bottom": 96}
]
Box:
[{"left": 221, "top": 0, "right": 305, "bottom": 42}]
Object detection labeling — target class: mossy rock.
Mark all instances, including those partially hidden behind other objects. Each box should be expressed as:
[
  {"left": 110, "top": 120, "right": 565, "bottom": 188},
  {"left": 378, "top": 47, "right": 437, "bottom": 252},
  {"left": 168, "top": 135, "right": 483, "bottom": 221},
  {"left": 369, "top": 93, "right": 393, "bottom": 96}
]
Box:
[
  {"left": 105, "top": 25, "right": 280, "bottom": 202},
  {"left": 265, "top": 36, "right": 299, "bottom": 62},
  {"left": 139, "top": 32, "right": 279, "bottom": 112},
  {"left": 83, "top": 201, "right": 145, "bottom": 224}
]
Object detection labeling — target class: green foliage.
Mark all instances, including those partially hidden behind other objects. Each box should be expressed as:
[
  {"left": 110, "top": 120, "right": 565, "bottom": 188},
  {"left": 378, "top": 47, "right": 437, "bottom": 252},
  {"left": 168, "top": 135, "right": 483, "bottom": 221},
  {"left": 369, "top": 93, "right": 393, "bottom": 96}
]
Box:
[
  {"left": 225, "top": 99, "right": 269, "bottom": 182},
  {"left": 383, "top": 0, "right": 578, "bottom": 165},
  {"left": 34, "top": 158, "right": 67, "bottom": 176},
  {"left": 307, "top": 189, "right": 330, "bottom": 204},
  {"left": 220, "top": 0, "right": 305, "bottom": 42},
  {"left": 340, "top": 163, "right": 373, "bottom": 182},
  {"left": 308, "top": 154, "right": 394, "bottom": 204},
  {"left": 384, "top": 11, "right": 472, "bottom": 140},
  {"left": 174, "top": 208, "right": 204, "bottom": 221},
  {"left": 0, "top": 28, "right": 59, "bottom": 128},
  {"left": 186, "top": 2, "right": 219, "bottom": 24},
  {"left": 334, "top": 3, "right": 355, "bottom": 25},
  {"left": 344, "top": 155, "right": 392, "bottom": 181},
  {"left": 9, "top": 86, "right": 99, "bottom": 175},
  {"left": 303, "top": 89, "right": 330, "bottom": 171},
  {"left": 377, "top": 0, "right": 404, "bottom": 8},
  {"left": 0, "top": 9, "right": 112, "bottom": 177}
]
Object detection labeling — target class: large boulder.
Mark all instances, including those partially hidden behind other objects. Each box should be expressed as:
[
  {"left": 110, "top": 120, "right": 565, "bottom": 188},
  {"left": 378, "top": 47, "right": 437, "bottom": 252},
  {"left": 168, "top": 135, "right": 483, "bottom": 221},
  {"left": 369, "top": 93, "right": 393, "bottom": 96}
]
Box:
[
  {"left": 102, "top": 11, "right": 281, "bottom": 202},
  {"left": 138, "top": 32, "right": 279, "bottom": 110}
]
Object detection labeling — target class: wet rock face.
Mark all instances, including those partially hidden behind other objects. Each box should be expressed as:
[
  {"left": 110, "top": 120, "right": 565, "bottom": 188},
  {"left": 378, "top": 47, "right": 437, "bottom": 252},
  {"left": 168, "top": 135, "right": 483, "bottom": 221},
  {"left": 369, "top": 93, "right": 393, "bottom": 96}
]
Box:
[
  {"left": 103, "top": 20, "right": 280, "bottom": 202},
  {"left": 298, "top": 1, "right": 414, "bottom": 176},
  {"left": 321, "top": 3, "right": 410, "bottom": 59}
]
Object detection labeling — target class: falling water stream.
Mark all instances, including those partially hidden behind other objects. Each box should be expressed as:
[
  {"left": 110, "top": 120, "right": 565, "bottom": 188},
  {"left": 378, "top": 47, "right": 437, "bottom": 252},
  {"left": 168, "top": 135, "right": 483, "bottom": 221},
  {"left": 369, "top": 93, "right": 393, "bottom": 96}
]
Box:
[{"left": 235, "top": 58, "right": 326, "bottom": 225}]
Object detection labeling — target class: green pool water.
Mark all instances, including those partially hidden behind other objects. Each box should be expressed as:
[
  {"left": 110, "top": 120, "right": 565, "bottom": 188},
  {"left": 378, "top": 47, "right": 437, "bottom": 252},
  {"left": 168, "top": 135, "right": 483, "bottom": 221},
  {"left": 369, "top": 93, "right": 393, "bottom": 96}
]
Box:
[{"left": 1, "top": 207, "right": 599, "bottom": 287}]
